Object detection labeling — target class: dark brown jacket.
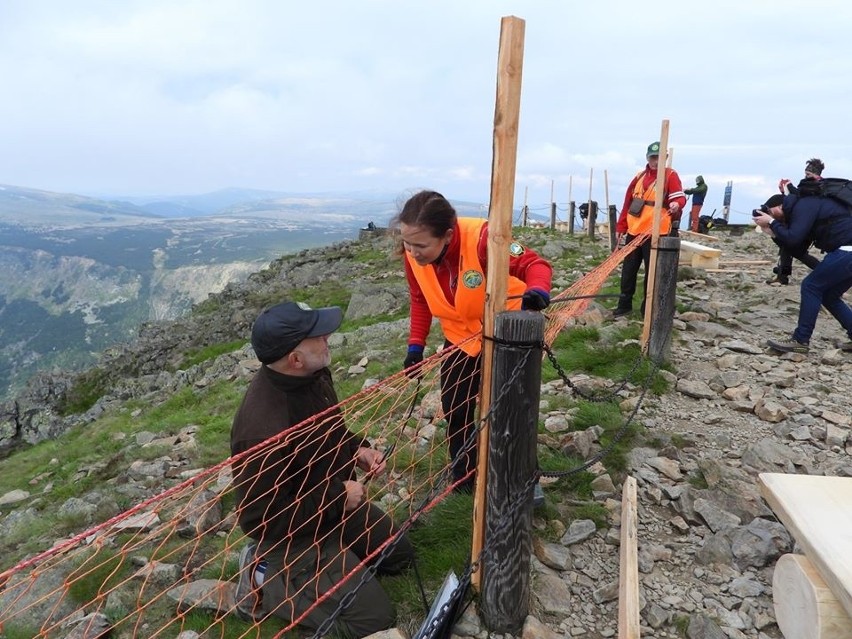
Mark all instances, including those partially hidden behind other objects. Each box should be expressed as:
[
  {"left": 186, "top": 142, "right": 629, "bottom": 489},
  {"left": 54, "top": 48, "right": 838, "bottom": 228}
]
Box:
[{"left": 230, "top": 365, "right": 364, "bottom": 545}]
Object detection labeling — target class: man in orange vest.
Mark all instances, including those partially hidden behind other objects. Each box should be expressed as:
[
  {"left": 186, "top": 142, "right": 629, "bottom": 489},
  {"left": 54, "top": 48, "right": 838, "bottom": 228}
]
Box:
[{"left": 612, "top": 141, "right": 687, "bottom": 318}]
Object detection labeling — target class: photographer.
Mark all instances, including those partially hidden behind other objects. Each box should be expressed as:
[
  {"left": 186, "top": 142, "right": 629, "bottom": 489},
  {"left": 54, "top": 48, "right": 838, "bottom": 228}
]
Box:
[{"left": 753, "top": 190, "right": 852, "bottom": 354}]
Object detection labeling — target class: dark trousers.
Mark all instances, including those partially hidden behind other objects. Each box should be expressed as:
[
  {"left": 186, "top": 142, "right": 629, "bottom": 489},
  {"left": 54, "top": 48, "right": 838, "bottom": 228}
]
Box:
[
  {"left": 260, "top": 502, "right": 413, "bottom": 638},
  {"left": 775, "top": 243, "right": 820, "bottom": 276},
  {"left": 440, "top": 343, "right": 481, "bottom": 491},
  {"left": 616, "top": 235, "right": 652, "bottom": 313}
]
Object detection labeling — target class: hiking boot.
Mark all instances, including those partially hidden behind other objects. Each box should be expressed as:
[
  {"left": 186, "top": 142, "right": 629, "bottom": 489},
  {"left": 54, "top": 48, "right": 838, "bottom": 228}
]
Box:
[
  {"left": 766, "top": 338, "right": 809, "bottom": 354},
  {"left": 765, "top": 274, "right": 789, "bottom": 285},
  {"left": 835, "top": 340, "right": 852, "bottom": 352},
  {"left": 612, "top": 307, "right": 632, "bottom": 318},
  {"left": 235, "top": 543, "right": 263, "bottom": 621}
]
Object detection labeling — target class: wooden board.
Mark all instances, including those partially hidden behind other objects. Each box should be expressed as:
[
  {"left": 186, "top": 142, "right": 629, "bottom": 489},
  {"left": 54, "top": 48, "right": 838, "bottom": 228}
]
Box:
[
  {"left": 618, "top": 476, "right": 640, "bottom": 639},
  {"left": 759, "top": 473, "right": 852, "bottom": 620}
]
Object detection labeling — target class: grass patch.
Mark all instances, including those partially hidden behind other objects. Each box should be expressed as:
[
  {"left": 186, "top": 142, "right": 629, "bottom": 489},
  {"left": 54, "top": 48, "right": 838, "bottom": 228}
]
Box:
[
  {"left": 178, "top": 339, "right": 246, "bottom": 370},
  {"left": 58, "top": 367, "right": 111, "bottom": 415}
]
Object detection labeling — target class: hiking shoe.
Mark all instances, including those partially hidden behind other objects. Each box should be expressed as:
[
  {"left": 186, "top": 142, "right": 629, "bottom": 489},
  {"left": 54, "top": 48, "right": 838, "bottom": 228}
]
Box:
[
  {"left": 766, "top": 338, "right": 809, "bottom": 354},
  {"left": 765, "top": 275, "right": 789, "bottom": 285},
  {"left": 835, "top": 340, "right": 852, "bottom": 352},
  {"left": 235, "top": 543, "right": 262, "bottom": 621},
  {"left": 612, "top": 307, "right": 632, "bottom": 318}
]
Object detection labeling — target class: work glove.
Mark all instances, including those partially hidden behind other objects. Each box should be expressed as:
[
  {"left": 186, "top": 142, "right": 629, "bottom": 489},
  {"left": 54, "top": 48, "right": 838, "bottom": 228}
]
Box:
[
  {"left": 521, "top": 288, "right": 550, "bottom": 311},
  {"left": 403, "top": 345, "right": 425, "bottom": 378}
]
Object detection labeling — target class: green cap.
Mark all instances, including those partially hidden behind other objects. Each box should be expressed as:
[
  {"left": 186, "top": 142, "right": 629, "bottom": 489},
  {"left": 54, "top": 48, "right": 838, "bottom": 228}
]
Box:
[{"left": 646, "top": 141, "right": 660, "bottom": 157}]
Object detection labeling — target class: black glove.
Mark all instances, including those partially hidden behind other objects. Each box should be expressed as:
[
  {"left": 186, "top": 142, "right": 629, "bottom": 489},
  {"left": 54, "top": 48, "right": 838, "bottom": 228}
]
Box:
[
  {"left": 521, "top": 288, "right": 550, "bottom": 311},
  {"left": 403, "top": 345, "right": 424, "bottom": 378}
]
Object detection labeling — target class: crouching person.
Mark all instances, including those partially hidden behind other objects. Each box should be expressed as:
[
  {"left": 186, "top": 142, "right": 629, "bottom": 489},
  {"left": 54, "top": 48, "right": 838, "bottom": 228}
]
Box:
[{"left": 230, "top": 300, "right": 414, "bottom": 637}]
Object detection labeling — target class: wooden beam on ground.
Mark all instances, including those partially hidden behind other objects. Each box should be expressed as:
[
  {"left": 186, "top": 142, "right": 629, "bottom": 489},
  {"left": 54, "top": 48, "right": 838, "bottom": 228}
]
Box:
[
  {"left": 679, "top": 229, "right": 719, "bottom": 242},
  {"left": 618, "top": 476, "right": 640, "bottom": 639},
  {"left": 472, "top": 14, "right": 525, "bottom": 592},
  {"left": 773, "top": 554, "right": 852, "bottom": 639},
  {"left": 679, "top": 240, "right": 722, "bottom": 269},
  {"left": 759, "top": 473, "right": 852, "bottom": 620}
]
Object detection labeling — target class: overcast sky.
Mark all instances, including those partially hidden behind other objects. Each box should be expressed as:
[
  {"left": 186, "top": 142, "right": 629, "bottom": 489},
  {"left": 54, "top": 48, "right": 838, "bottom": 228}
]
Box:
[{"left": 2, "top": 0, "right": 851, "bottom": 222}]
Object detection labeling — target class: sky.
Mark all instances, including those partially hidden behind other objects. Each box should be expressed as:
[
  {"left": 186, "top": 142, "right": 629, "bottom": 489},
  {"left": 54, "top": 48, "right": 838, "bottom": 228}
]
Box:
[{"left": 2, "top": 0, "right": 852, "bottom": 223}]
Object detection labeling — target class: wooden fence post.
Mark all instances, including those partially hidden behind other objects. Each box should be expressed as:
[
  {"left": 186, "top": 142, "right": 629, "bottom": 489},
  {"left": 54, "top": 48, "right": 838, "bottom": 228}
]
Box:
[
  {"left": 646, "top": 235, "right": 679, "bottom": 363},
  {"left": 568, "top": 201, "right": 575, "bottom": 234},
  {"left": 480, "top": 310, "right": 543, "bottom": 633},
  {"left": 608, "top": 204, "right": 618, "bottom": 251}
]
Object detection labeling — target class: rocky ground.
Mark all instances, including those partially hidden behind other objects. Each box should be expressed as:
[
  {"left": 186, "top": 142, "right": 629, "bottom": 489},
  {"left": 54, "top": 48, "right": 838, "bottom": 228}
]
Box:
[
  {"left": 501, "top": 228, "right": 852, "bottom": 639},
  {"left": 3, "top": 227, "right": 850, "bottom": 639}
]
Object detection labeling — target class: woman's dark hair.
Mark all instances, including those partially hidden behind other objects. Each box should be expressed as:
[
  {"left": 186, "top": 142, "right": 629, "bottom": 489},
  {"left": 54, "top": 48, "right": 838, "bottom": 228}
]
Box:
[{"left": 391, "top": 190, "right": 457, "bottom": 238}]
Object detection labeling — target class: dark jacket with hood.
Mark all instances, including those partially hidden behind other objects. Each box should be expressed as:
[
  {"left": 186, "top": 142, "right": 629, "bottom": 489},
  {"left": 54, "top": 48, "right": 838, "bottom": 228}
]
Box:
[
  {"left": 230, "top": 365, "right": 366, "bottom": 546},
  {"left": 772, "top": 191, "right": 852, "bottom": 252}
]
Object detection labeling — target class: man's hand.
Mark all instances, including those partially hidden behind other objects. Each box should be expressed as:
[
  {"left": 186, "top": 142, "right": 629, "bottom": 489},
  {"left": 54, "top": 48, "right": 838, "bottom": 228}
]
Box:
[
  {"left": 753, "top": 213, "right": 773, "bottom": 228},
  {"left": 668, "top": 202, "right": 681, "bottom": 214},
  {"left": 356, "top": 447, "right": 387, "bottom": 477},
  {"left": 343, "top": 480, "right": 366, "bottom": 512},
  {"left": 403, "top": 345, "right": 424, "bottom": 378},
  {"left": 779, "top": 178, "right": 791, "bottom": 194}
]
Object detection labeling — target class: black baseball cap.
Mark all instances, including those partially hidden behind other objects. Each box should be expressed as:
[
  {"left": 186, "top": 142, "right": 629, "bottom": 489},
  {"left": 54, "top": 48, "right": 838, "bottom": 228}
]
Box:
[
  {"left": 761, "top": 194, "right": 784, "bottom": 210},
  {"left": 251, "top": 301, "right": 343, "bottom": 364}
]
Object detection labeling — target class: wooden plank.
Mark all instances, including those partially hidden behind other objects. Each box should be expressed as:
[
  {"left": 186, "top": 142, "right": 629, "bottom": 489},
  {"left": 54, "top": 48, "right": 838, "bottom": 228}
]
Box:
[
  {"left": 773, "top": 554, "right": 852, "bottom": 639},
  {"left": 759, "top": 473, "right": 852, "bottom": 620},
  {"left": 618, "top": 476, "right": 640, "bottom": 639},
  {"left": 679, "top": 239, "right": 722, "bottom": 258},
  {"left": 472, "top": 14, "right": 525, "bottom": 592},
  {"left": 679, "top": 229, "right": 719, "bottom": 242},
  {"left": 721, "top": 260, "right": 772, "bottom": 265}
]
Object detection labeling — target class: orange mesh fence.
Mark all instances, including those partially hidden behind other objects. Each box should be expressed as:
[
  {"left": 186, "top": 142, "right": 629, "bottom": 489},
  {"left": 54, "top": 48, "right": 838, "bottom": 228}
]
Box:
[{"left": 0, "top": 237, "right": 642, "bottom": 638}]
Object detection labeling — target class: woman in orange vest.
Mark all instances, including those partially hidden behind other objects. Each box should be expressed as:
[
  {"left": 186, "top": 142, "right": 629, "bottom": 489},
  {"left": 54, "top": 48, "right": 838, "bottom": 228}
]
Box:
[
  {"left": 393, "top": 190, "right": 552, "bottom": 493},
  {"left": 612, "top": 141, "right": 687, "bottom": 317}
]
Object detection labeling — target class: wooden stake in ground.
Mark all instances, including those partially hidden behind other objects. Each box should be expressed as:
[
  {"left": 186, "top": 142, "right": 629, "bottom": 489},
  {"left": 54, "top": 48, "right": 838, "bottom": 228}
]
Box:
[
  {"left": 472, "top": 14, "right": 525, "bottom": 591},
  {"left": 618, "top": 476, "right": 640, "bottom": 638},
  {"left": 641, "top": 119, "right": 670, "bottom": 352}
]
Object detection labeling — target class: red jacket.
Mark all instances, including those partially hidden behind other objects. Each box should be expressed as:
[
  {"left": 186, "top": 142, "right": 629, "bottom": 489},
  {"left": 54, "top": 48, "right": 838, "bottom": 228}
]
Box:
[{"left": 616, "top": 165, "right": 687, "bottom": 234}]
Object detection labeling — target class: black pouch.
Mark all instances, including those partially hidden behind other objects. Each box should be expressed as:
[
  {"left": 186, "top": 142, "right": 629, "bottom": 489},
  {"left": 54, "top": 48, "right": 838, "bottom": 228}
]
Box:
[{"left": 628, "top": 196, "right": 644, "bottom": 216}]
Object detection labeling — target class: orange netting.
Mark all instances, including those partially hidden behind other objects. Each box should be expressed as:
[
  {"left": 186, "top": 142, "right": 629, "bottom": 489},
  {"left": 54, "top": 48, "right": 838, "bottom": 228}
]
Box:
[{"left": 0, "top": 235, "right": 643, "bottom": 639}]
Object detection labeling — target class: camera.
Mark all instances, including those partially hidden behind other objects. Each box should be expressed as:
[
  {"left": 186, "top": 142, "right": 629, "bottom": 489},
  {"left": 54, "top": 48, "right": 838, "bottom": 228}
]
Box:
[{"left": 752, "top": 204, "right": 769, "bottom": 217}]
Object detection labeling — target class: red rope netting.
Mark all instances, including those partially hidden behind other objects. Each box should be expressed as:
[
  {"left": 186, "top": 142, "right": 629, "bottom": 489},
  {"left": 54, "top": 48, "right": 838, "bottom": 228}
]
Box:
[{"left": 0, "top": 237, "right": 642, "bottom": 638}]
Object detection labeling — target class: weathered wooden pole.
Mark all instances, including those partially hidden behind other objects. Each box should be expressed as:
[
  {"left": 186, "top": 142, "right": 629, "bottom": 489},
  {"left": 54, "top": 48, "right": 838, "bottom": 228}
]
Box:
[
  {"left": 618, "top": 476, "right": 640, "bottom": 639},
  {"left": 473, "top": 14, "right": 524, "bottom": 591},
  {"left": 550, "top": 201, "right": 556, "bottom": 229},
  {"left": 568, "top": 201, "right": 575, "bottom": 234},
  {"left": 586, "top": 167, "right": 595, "bottom": 239},
  {"left": 646, "top": 235, "right": 679, "bottom": 363},
  {"left": 522, "top": 186, "right": 528, "bottom": 227},
  {"left": 608, "top": 204, "right": 618, "bottom": 251},
  {"left": 481, "top": 311, "right": 543, "bottom": 633},
  {"left": 605, "top": 169, "right": 616, "bottom": 250}
]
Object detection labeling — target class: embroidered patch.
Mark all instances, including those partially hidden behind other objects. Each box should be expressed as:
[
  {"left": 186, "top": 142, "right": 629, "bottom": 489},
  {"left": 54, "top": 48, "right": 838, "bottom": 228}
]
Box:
[
  {"left": 509, "top": 242, "right": 525, "bottom": 257},
  {"left": 461, "top": 270, "right": 484, "bottom": 289}
]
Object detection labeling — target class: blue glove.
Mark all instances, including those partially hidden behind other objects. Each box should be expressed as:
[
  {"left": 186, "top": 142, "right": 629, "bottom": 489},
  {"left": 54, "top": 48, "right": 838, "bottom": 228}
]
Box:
[
  {"left": 403, "top": 345, "right": 425, "bottom": 378},
  {"left": 521, "top": 288, "right": 550, "bottom": 311}
]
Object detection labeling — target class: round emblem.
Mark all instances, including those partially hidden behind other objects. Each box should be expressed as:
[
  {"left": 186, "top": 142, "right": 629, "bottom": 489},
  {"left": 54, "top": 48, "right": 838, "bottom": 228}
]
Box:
[
  {"left": 509, "top": 242, "right": 525, "bottom": 257},
  {"left": 461, "top": 270, "right": 484, "bottom": 289}
]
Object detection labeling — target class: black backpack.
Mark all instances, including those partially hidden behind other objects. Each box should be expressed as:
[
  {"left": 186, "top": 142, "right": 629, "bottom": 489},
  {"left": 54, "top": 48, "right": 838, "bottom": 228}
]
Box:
[{"left": 818, "top": 177, "right": 852, "bottom": 210}]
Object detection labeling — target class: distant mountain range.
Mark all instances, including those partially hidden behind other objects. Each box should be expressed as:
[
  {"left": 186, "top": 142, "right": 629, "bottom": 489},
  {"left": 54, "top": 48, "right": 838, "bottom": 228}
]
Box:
[{"left": 0, "top": 184, "right": 424, "bottom": 400}]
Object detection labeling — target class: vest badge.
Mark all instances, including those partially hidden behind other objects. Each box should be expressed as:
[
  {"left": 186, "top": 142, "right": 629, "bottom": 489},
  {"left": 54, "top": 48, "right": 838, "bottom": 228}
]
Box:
[
  {"left": 461, "top": 270, "right": 484, "bottom": 289},
  {"left": 509, "top": 242, "right": 525, "bottom": 256}
]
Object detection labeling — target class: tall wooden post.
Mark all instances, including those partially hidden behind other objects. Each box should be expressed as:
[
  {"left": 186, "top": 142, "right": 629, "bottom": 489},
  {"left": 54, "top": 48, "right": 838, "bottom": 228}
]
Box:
[
  {"left": 473, "top": 15, "right": 525, "bottom": 591},
  {"left": 568, "top": 201, "right": 575, "bottom": 234},
  {"left": 587, "top": 167, "right": 595, "bottom": 239},
  {"left": 480, "top": 311, "right": 543, "bottom": 633},
  {"left": 605, "top": 170, "right": 616, "bottom": 250},
  {"left": 522, "top": 186, "right": 528, "bottom": 227},
  {"left": 550, "top": 202, "right": 556, "bottom": 229},
  {"left": 641, "top": 119, "right": 670, "bottom": 352}
]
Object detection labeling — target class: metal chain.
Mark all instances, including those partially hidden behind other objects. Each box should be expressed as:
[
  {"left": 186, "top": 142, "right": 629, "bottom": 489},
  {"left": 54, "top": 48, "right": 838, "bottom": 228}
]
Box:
[{"left": 543, "top": 342, "right": 645, "bottom": 404}]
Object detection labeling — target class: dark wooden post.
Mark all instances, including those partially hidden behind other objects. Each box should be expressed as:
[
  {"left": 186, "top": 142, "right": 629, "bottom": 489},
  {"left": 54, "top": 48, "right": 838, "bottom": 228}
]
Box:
[
  {"left": 608, "top": 204, "right": 618, "bottom": 251},
  {"left": 550, "top": 202, "right": 556, "bottom": 230},
  {"left": 481, "top": 310, "right": 543, "bottom": 633},
  {"left": 587, "top": 200, "right": 596, "bottom": 239},
  {"left": 646, "top": 235, "right": 679, "bottom": 363},
  {"left": 568, "top": 201, "right": 575, "bottom": 235}
]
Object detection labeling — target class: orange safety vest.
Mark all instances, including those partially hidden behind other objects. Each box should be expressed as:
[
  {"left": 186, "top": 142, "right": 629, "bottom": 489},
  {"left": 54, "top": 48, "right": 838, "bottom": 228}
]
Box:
[
  {"left": 627, "top": 169, "right": 673, "bottom": 236},
  {"left": 406, "top": 218, "right": 525, "bottom": 356}
]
